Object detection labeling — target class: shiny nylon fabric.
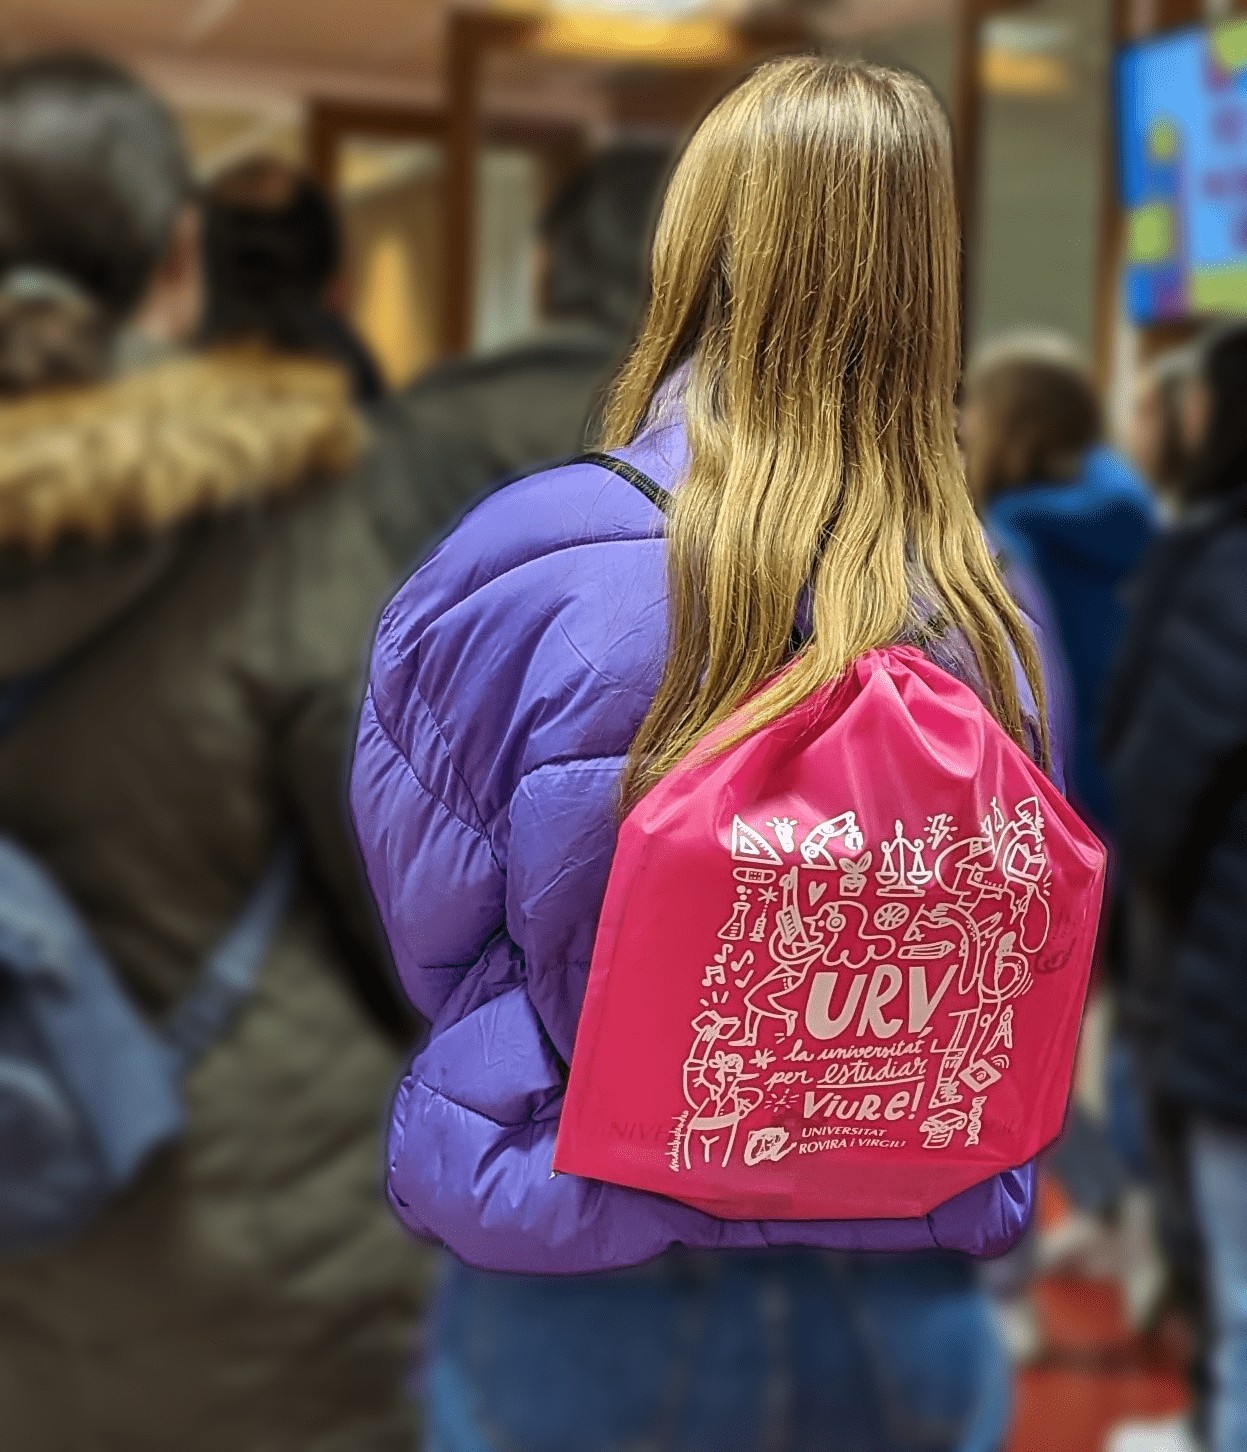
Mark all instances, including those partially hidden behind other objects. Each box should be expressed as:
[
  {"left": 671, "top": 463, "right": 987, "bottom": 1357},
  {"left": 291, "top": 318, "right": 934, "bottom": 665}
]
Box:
[
  {"left": 554, "top": 646, "right": 1105, "bottom": 1221},
  {"left": 351, "top": 420, "right": 1053, "bottom": 1274}
]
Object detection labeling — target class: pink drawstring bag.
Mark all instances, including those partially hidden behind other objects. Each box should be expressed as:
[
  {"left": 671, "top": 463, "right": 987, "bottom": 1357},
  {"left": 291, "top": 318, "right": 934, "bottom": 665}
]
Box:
[{"left": 554, "top": 646, "right": 1106, "bottom": 1222}]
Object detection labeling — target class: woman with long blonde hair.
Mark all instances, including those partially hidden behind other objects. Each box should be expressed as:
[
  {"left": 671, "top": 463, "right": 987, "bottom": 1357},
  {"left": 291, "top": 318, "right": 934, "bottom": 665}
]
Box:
[{"left": 354, "top": 55, "right": 1029, "bottom": 1452}]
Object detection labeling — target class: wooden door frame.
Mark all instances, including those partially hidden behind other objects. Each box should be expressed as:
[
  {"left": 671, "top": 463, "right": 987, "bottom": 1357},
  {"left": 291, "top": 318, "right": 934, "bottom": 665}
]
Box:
[
  {"left": 309, "top": 2, "right": 1036, "bottom": 364},
  {"left": 307, "top": 71, "right": 585, "bottom": 361},
  {"left": 438, "top": 10, "right": 810, "bottom": 357}
]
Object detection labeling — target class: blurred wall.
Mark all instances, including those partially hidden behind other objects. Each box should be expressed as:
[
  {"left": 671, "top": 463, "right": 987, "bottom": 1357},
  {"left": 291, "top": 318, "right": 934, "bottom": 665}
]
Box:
[
  {"left": 342, "top": 144, "right": 540, "bottom": 385},
  {"left": 857, "top": 0, "right": 1109, "bottom": 359},
  {"left": 972, "top": 0, "right": 1108, "bottom": 355},
  {"left": 170, "top": 0, "right": 1116, "bottom": 382},
  {"left": 341, "top": 146, "right": 446, "bottom": 386}
]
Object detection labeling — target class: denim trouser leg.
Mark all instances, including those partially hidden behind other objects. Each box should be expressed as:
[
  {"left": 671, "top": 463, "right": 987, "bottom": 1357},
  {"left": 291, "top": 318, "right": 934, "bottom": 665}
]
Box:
[
  {"left": 424, "top": 1252, "right": 1009, "bottom": 1452},
  {"left": 1191, "top": 1121, "right": 1247, "bottom": 1452}
]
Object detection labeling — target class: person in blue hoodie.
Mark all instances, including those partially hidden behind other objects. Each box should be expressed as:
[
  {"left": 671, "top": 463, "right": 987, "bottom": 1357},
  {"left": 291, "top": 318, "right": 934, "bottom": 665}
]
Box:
[
  {"left": 962, "top": 334, "right": 1162, "bottom": 1326},
  {"left": 962, "top": 334, "right": 1158, "bottom": 844}
]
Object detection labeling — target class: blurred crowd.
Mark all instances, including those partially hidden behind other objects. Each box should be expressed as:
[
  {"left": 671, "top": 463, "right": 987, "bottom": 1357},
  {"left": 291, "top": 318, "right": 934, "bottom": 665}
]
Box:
[{"left": 0, "top": 42, "right": 1245, "bottom": 1452}]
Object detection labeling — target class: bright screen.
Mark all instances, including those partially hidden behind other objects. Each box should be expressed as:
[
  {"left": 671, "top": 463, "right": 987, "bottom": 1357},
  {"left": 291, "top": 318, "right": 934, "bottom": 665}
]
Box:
[{"left": 1119, "top": 18, "right": 1247, "bottom": 325}]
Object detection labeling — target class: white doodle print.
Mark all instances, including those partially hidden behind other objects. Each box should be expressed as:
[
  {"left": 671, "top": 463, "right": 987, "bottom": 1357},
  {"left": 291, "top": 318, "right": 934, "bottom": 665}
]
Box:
[
  {"left": 960, "top": 1059, "right": 1001, "bottom": 1093},
  {"left": 984, "top": 1006, "right": 1014, "bottom": 1059},
  {"left": 874, "top": 903, "right": 911, "bottom": 933},
  {"left": 800, "top": 814, "right": 864, "bottom": 867},
  {"left": 814, "top": 900, "right": 899, "bottom": 971},
  {"left": 704, "top": 945, "right": 755, "bottom": 989},
  {"left": 670, "top": 798, "right": 1054, "bottom": 1173},
  {"left": 744, "top": 1126, "right": 796, "bottom": 1165},
  {"left": 966, "top": 1096, "right": 987, "bottom": 1146},
  {"left": 920, "top": 1108, "right": 969, "bottom": 1149},
  {"left": 917, "top": 799, "right": 1050, "bottom": 1109},
  {"left": 701, "top": 953, "right": 727, "bottom": 988},
  {"left": 775, "top": 868, "right": 820, "bottom": 956},
  {"left": 681, "top": 1010, "right": 765, "bottom": 1169},
  {"left": 719, "top": 887, "right": 752, "bottom": 942},
  {"left": 730, "top": 870, "right": 826, "bottom": 1046},
  {"left": 837, "top": 853, "right": 873, "bottom": 897},
  {"left": 877, "top": 821, "right": 935, "bottom": 896},
  {"left": 937, "top": 799, "right": 1051, "bottom": 956},
  {"left": 735, "top": 866, "right": 778, "bottom": 885},
  {"left": 732, "top": 816, "right": 783, "bottom": 865}
]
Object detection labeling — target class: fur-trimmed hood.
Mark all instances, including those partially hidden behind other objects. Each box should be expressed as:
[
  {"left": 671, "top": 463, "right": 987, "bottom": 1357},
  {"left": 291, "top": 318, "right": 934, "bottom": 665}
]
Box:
[
  {"left": 0, "top": 349, "right": 362, "bottom": 678},
  {"left": 0, "top": 349, "right": 360, "bottom": 553}
]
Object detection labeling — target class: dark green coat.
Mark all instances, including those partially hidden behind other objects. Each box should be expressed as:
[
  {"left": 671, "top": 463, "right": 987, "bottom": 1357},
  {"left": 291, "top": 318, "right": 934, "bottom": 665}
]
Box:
[
  {"left": 0, "top": 352, "right": 426, "bottom": 1451},
  {"left": 362, "top": 319, "right": 626, "bottom": 574}
]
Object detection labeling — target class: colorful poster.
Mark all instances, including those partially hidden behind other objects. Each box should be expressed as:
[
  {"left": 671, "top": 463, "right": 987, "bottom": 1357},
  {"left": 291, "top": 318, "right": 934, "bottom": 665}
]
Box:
[{"left": 1119, "top": 19, "right": 1247, "bottom": 324}]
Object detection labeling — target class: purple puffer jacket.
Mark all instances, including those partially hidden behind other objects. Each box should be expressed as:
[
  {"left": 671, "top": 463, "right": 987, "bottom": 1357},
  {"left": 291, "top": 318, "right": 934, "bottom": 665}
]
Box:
[{"left": 351, "top": 415, "right": 1053, "bottom": 1275}]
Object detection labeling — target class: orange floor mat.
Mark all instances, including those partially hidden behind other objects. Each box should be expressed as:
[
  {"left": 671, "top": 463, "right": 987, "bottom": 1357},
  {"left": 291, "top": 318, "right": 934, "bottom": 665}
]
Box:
[{"left": 1006, "top": 1181, "right": 1189, "bottom": 1451}]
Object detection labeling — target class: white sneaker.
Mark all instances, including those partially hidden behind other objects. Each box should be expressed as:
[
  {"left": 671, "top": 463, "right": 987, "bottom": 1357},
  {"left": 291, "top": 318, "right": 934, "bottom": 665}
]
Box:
[{"left": 1104, "top": 1413, "right": 1201, "bottom": 1452}]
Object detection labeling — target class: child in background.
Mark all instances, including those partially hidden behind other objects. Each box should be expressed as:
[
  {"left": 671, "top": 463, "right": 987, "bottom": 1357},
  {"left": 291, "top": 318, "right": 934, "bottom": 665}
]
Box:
[
  {"left": 961, "top": 335, "right": 1163, "bottom": 1328},
  {"left": 963, "top": 334, "right": 1158, "bottom": 848}
]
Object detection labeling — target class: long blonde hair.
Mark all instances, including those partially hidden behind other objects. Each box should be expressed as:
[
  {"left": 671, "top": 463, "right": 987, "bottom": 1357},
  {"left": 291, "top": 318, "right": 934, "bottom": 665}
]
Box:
[{"left": 605, "top": 56, "right": 1047, "bottom": 811}]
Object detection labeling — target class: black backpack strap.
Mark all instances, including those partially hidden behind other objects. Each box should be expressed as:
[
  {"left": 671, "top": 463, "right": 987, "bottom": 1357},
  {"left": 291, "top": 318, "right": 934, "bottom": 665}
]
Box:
[
  {"left": 574, "top": 451, "right": 672, "bottom": 514},
  {"left": 573, "top": 452, "right": 817, "bottom": 654}
]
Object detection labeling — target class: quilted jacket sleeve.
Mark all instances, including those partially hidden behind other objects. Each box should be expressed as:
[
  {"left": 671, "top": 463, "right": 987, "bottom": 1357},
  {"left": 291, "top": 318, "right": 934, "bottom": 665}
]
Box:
[
  {"left": 383, "top": 973, "right": 1019, "bottom": 1274},
  {"left": 351, "top": 665, "right": 506, "bottom": 1026},
  {"left": 350, "top": 577, "right": 702, "bottom": 1271}
]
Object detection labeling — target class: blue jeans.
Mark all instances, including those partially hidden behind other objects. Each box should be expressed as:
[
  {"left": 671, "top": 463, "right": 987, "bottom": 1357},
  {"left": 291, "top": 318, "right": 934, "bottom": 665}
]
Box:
[
  {"left": 1191, "top": 1121, "right": 1247, "bottom": 1452},
  {"left": 424, "top": 1252, "right": 1010, "bottom": 1452},
  {"left": 1107, "top": 1036, "right": 1154, "bottom": 1184}
]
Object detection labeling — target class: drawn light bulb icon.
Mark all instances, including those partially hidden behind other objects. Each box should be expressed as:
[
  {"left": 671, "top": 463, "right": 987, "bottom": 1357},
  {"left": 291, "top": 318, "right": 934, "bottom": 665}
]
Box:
[{"left": 767, "top": 817, "right": 798, "bottom": 854}]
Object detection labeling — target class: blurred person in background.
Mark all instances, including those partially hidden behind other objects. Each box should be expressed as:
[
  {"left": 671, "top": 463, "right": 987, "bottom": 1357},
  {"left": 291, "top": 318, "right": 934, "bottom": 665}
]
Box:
[
  {"left": 202, "top": 153, "right": 386, "bottom": 402},
  {"left": 1112, "top": 344, "right": 1205, "bottom": 1452},
  {"left": 352, "top": 58, "right": 1021, "bottom": 1452},
  {"left": 1103, "top": 321, "right": 1247, "bottom": 1452},
  {"left": 964, "top": 462, "right": 1075, "bottom": 1367},
  {"left": 1126, "top": 348, "right": 1197, "bottom": 511},
  {"left": 363, "top": 140, "right": 670, "bottom": 575},
  {"left": 0, "top": 54, "right": 423, "bottom": 1450},
  {"left": 963, "top": 334, "right": 1158, "bottom": 848},
  {"left": 961, "top": 336, "right": 1162, "bottom": 1319}
]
